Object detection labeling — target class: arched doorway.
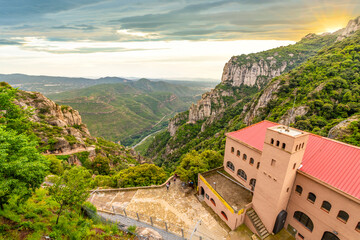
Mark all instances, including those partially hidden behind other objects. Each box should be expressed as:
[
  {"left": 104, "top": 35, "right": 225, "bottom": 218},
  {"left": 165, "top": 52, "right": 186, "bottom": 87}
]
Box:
[
  {"left": 321, "top": 231, "right": 340, "bottom": 240},
  {"left": 200, "top": 187, "right": 205, "bottom": 197}
]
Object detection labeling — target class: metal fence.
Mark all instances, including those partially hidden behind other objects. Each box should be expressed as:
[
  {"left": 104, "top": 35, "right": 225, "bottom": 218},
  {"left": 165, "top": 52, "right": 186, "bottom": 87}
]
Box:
[
  {"left": 89, "top": 195, "right": 214, "bottom": 240},
  {"left": 83, "top": 206, "right": 149, "bottom": 240},
  {"left": 110, "top": 205, "right": 214, "bottom": 240}
]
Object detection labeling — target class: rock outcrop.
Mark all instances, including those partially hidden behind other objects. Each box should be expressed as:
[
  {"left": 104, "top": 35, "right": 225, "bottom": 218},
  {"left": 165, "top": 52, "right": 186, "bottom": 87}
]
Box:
[
  {"left": 15, "top": 90, "right": 93, "bottom": 154},
  {"left": 328, "top": 115, "right": 359, "bottom": 139},
  {"left": 168, "top": 111, "right": 188, "bottom": 136},
  {"left": 188, "top": 88, "right": 233, "bottom": 124},
  {"left": 221, "top": 56, "right": 288, "bottom": 88},
  {"left": 244, "top": 79, "right": 282, "bottom": 124},
  {"left": 337, "top": 16, "right": 360, "bottom": 41}
]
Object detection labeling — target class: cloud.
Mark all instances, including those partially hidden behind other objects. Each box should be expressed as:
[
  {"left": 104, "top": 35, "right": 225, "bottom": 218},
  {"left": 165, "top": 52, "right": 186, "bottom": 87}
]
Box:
[
  {"left": 0, "top": 0, "right": 359, "bottom": 46},
  {"left": 0, "top": 39, "right": 23, "bottom": 46}
]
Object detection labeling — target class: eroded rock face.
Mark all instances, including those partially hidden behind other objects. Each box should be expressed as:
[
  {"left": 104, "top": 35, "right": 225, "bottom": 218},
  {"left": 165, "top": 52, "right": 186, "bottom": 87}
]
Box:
[
  {"left": 188, "top": 88, "right": 232, "bottom": 124},
  {"left": 221, "top": 56, "right": 287, "bottom": 88},
  {"left": 279, "top": 106, "right": 309, "bottom": 125},
  {"left": 15, "top": 91, "right": 82, "bottom": 127},
  {"left": 15, "top": 90, "right": 93, "bottom": 154},
  {"left": 168, "top": 112, "right": 188, "bottom": 136},
  {"left": 328, "top": 115, "right": 359, "bottom": 139},
  {"left": 244, "top": 79, "right": 282, "bottom": 124},
  {"left": 337, "top": 16, "right": 360, "bottom": 41}
]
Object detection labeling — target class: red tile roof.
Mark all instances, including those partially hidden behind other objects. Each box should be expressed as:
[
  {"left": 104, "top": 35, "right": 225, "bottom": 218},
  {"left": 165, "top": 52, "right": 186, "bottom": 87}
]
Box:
[
  {"left": 227, "top": 120, "right": 360, "bottom": 199},
  {"left": 227, "top": 120, "right": 278, "bottom": 151}
]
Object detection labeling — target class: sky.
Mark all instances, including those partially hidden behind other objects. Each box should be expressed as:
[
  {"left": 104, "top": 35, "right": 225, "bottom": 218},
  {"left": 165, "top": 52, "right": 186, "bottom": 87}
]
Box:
[{"left": 0, "top": 0, "right": 359, "bottom": 81}]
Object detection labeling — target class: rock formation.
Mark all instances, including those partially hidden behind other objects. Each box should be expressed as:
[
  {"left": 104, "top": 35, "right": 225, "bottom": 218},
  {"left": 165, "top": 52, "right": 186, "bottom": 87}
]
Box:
[
  {"left": 337, "top": 16, "right": 360, "bottom": 41},
  {"left": 221, "top": 56, "right": 288, "bottom": 88}
]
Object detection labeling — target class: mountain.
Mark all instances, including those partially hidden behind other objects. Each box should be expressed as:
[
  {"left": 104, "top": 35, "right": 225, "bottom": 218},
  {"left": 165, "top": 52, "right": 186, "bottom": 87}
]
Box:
[
  {"left": 0, "top": 74, "right": 131, "bottom": 94},
  {"left": 47, "top": 79, "right": 211, "bottom": 146},
  {"left": 0, "top": 82, "right": 144, "bottom": 169},
  {"left": 145, "top": 17, "right": 360, "bottom": 169}
]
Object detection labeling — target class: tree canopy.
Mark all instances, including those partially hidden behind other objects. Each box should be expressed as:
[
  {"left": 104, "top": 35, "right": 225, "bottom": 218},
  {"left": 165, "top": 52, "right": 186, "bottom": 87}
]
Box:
[
  {"left": 0, "top": 126, "right": 48, "bottom": 209},
  {"left": 175, "top": 150, "right": 223, "bottom": 183},
  {"left": 49, "top": 166, "right": 91, "bottom": 224}
]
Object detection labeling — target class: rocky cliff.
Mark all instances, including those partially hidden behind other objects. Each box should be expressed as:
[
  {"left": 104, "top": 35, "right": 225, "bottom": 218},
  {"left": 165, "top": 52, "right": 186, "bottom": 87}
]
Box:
[
  {"left": 8, "top": 87, "right": 146, "bottom": 166},
  {"left": 221, "top": 55, "right": 288, "bottom": 88},
  {"left": 145, "top": 16, "right": 360, "bottom": 166},
  {"left": 337, "top": 16, "right": 360, "bottom": 41},
  {"left": 168, "top": 31, "right": 337, "bottom": 135}
]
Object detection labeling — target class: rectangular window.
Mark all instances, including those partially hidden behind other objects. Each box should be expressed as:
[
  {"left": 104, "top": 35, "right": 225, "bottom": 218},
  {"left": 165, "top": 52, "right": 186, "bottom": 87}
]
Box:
[{"left": 271, "top": 159, "right": 276, "bottom": 166}]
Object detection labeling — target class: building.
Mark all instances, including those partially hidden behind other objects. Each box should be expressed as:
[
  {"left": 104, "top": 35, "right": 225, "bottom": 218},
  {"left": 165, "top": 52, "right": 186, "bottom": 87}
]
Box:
[{"left": 198, "top": 120, "right": 360, "bottom": 240}]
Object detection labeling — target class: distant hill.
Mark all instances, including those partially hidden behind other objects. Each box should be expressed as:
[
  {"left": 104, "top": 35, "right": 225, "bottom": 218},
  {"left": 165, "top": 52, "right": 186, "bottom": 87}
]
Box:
[
  {"left": 0, "top": 74, "right": 131, "bottom": 94},
  {"left": 48, "top": 79, "right": 210, "bottom": 146}
]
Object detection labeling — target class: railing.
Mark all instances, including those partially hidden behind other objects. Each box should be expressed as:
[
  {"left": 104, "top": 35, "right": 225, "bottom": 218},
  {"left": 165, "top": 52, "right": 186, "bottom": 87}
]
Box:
[
  {"left": 91, "top": 197, "right": 215, "bottom": 240},
  {"left": 82, "top": 206, "right": 148, "bottom": 240}
]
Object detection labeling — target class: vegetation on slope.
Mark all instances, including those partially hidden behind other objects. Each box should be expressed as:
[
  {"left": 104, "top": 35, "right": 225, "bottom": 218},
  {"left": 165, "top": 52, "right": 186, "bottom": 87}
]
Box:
[
  {"left": 48, "top": 79, "right": 208, "bottom": 146},
  {"left": 253, "top": 30, "right": 360, "bottom": 144},
  {"left": 146, "top": 30, "right": 360, "bottom": 171}
]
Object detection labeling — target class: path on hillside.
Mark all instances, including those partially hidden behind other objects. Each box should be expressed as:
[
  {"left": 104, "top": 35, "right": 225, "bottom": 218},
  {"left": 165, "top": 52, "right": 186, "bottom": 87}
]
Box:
[
  {"left": 98, "top": 212, "right": 184, "bottom": 240},
  {"left": 44, "top": 146, "right": 95, "bottom": 156}
]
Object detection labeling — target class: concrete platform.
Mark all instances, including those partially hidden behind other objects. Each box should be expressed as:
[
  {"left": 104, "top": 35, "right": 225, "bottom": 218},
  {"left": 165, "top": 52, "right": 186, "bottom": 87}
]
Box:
[
  {"left": 89, "top": 179, "right": 230, "bottom": 240},
  {"left": 202, "top": 170, "right": 253, "bottom": 212}
]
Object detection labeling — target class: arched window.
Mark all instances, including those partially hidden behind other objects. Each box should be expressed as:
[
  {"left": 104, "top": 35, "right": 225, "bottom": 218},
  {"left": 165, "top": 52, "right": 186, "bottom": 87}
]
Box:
[
  {"left": 236, "top": 150, "right": 240, "bottom": 156},
  {"left": 250, "top": 179, "right": 256, "bottom": 190},
  {"left": 337, "top": 210, "right": 349, "bottom": 223},
  {"left": 226, "top": 161, "right": 235, "bottom": 171},
  {"left": 271, "top": 138, "right": 274, "bottom": 144},
  {"left": 282, "top": 143, "right": 286, "bottom": 149},
  {"left": 293, "top": 211, "right": 314, "bottom": 232},
  {"left": 231, "top": 147, "right": 234, "bottom": 153},
  {"left": 356, "top": 222, "right": 360, "bottom": 232},
  {"left": 256, "top": 162, "right": 260, "bottom": 169},
  {"left": 237, "top": 169, "right": 247, "bottom": 181},
  {"left": 307, "top": 192, "right": 316, "bottom": 203},
  {"left": 221, "top": 211, "right": 228, "bottom": 221},
  {"left": 249, "top": 158, "right": 254, "bottom": 165},
  {"left": 293, "top": 163, "right": 296, "bottom": 169},
  {"left": 322, "top": 231, "right": 340, "bottom": 240},
  {"left": 210, "top": 198, "right": 216, "bottom": 206},
  {"left": 295, "top": 185, "right": 302, "bottom": 195},
  {"left": 321, "top": 201, "right": 331, "bottom": 213},
  {"left": 243, "top": 154, "right": 247, "bottom": 161},
  {"left": 276, "top": 140, "right": 280, "bottom": 146},
  {"left": 302, "top": 143, "right": 304, "bottom": 148},
  {"left": 295, "top": 145, "right": 298, "bottom": 151}
]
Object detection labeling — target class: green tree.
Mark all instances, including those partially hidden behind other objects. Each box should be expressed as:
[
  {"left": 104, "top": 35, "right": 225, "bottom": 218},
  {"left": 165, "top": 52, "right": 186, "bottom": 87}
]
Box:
[
  {"left": 175, "top": 150, "right": 222, "bottom": 183},
  {"left": 48, "top": 166, "right": 91, "bottom": 224},
  {"left": 0, "top": 126, "right": 48, "bottom": 209},
  {"left": 45, "top": 155, "right": 64, "bottom": 175},
  {"left": 113, "top": 164, "right": 167, "bottom": 188},
  {"left": 92, "top": 154, "right": 110, "bottom": 175}
]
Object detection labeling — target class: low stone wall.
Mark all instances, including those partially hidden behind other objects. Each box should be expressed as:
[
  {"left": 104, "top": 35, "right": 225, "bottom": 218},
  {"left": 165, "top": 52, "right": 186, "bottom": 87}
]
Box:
[{"left": 90, "top": 175, "right": 175, "bottom": 193}]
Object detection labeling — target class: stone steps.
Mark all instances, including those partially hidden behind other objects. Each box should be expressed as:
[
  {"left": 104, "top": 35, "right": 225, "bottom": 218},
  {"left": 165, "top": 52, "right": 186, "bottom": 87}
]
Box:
[{"left": 246, "top": 209, "right": 270, "bottom": 239}]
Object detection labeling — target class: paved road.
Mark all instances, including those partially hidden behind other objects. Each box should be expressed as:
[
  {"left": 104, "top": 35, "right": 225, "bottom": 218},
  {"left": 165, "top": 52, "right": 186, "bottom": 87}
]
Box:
[{"left": 98, "top": 211, "right": 185, "bottom": 240}]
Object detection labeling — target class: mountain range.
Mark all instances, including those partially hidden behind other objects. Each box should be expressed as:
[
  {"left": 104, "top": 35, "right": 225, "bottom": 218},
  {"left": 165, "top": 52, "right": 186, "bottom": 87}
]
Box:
[{"left": 144, "top": 16, "right": 360, "bottom": 169}]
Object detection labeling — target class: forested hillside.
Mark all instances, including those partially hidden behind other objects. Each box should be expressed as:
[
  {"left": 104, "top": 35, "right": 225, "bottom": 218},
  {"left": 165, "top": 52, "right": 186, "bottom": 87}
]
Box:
[
  {"left": 48, "top": 79, "right": 208, "bottom": 146},
  {"left": 0, "top": 82, "right": 173, "bottom": 238},
  {"left": 146, "top": 22, "right": 360, "bottom": 170}
]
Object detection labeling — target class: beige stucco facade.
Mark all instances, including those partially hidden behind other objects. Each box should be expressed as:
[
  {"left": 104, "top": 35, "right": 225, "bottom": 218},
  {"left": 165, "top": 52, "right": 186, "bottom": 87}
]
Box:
[
  {"left": 286, "top": 172, "right": 360, "bottom": 240},
  {"left": 198, "top": 124, "right": 360, "bottom": 239}
]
